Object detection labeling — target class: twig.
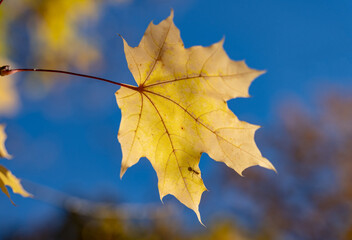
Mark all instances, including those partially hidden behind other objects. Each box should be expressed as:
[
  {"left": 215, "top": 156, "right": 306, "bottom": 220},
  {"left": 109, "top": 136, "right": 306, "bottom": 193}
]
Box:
[{"left": 0, "top": 65, "right": 138, "bottom": 91}]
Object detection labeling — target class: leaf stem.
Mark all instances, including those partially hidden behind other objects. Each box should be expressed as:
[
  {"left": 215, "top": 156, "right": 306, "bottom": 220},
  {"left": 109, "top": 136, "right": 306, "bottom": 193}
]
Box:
[{"left": 0, "top": 65, "right": 138, "bottom": 91}]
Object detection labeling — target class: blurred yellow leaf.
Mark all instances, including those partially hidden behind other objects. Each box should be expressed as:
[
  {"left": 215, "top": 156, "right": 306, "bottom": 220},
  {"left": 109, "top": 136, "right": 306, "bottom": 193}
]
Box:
[
  {"left": 0, "top": 59, "right": 19, "bottom": 116},
  {"left": 27, "top": 0, "right": 100, "bottom": 70},
  {"left": 0, "top": 124, "right": 11, "bottom": 159},
  {"left": 0, "top": 125, "right": 31, "bottom": 202},
  {"left": 116, "top": 11, "right": 275, "bottom": 223},
  {"left": 1, "top": 0, "right": 100, "bottom": 71},
  {"left": 0, "top": 165, "right": 31, "bottom": 203}
]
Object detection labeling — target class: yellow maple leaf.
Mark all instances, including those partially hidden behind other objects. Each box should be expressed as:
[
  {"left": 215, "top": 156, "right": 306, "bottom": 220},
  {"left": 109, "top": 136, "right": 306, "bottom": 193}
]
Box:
[
  {"left": 116, "top": 11, "right": 276, "bottom": 223},
  {"left": 0, "top": 124, "right": 31, "bottom": 202}
]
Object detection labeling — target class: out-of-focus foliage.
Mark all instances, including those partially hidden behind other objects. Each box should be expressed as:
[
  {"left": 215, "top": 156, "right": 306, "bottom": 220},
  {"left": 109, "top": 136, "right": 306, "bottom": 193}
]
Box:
[
  {"left": 0, "top": 59, "right": 19, "bottom": 116},
  {"left": 220, "top": 90, "right": 352, "bottom": 240},
  {"left": 7, "top": 89, "right": 352, "bottom": 239},
  {"left": 0, "top": 0, "right": 101, "bottom": 71},
  {"left": 0, "top": 124, "right": 11, "bottom": 159},
  {"left": 2, "top": 196, "right": 252, "bottom": 240},
  {"left": 23, "top": 0, "right": 100, "bottom": 70},
  {"left": 0, "top": 165, "right": 31, "bottom": 203},
  {"left": 1, "top": 0, "right": 107, "bottom": 110},
  {"left": 0, "top": 125, "right": 31, "bottom": 202}
]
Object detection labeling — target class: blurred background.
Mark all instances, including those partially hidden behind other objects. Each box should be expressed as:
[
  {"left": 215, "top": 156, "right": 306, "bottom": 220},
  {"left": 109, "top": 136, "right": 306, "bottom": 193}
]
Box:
[{"left": 1, "top": 0, "right": 352, "bottom": 239}]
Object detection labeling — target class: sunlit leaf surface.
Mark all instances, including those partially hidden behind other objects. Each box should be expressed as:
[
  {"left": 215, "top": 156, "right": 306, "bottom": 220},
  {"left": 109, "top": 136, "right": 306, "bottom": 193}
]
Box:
[{"left": 116, "top": 11, "right": 275, "bottom": 223}]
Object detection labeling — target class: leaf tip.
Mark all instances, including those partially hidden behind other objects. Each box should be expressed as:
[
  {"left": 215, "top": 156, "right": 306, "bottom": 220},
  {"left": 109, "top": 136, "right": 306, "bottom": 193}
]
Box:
[
  {"left": 160, "top": 194, "right": 165, "bottom": 204},
  {"left": 220, "top": 36, "right": 225, "bottom": 45},
  {"left": 120, "top": 165, "right": 127, "bottom": 179},
  {"left": 270, "top": 164, "right": 278, "bottom": 174},
  {"left": 258, "top": 69, "right": 267, "bottom": 76},
  {"left": 169, "top": 9, "right": 174, "bottom": 20},
  {"left": 195, "top": 208, "right": 206, "bottom": 227},
  {"left": 1, "top": 153, "right": 13, "bottom": 160},
  {"left": 117, "top": 33, "right": 129, "bottom": 46},
  {"left": 19, "top": 184, "right": 32, "bottom": 198},
  {"left": 10, "top": 201, "right": 16, "bottom": 206},
  {"left": 260, "top": 157, "right": 277, "bottom": 173}
]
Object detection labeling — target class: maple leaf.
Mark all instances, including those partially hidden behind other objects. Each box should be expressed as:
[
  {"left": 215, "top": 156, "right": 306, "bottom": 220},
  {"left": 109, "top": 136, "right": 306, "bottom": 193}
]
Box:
[
  {"left": 116, "top": 11, "right": 275, "bottom": 224},
  {"left": 0, "top": 124, "right": 31, "bottom": 202}
]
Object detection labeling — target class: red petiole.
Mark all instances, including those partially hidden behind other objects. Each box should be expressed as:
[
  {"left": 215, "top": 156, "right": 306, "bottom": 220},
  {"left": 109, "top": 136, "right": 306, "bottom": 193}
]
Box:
[{"left": 0, "top": 65, "right": 138, "bottom": 91}]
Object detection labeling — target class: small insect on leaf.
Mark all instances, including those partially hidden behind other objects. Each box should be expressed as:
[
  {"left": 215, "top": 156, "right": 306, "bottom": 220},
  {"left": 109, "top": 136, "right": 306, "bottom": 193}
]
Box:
[{"left": 188, "top": 167, "right": 199, "bottom": 175}]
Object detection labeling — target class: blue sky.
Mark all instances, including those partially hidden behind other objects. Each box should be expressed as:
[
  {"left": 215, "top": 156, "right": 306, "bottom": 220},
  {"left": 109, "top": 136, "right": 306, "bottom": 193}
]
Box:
[{"left": 1, "top": 0, "right": 352, "bottom": 233}]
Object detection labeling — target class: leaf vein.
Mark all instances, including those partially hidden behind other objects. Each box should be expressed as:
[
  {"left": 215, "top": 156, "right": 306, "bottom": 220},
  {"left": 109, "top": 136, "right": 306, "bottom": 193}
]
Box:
[{"left": 142, "top": 93, "right": 197, "bottom": 205}]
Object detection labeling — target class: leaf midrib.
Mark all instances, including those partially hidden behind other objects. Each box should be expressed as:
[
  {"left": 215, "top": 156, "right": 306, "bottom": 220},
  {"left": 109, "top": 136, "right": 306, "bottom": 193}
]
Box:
[{"left": 142, "top": 92, "right": 197, "bottom": 205}]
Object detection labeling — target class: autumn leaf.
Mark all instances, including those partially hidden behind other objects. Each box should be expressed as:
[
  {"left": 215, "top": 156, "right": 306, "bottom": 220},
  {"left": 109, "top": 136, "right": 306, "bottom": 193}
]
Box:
[
  {"left": 0, "top": 165, "right": 32, "bottom": 203},
  {"left": 116, "top": 11, "right": 275, "bottom": 223},
  {"left": 0, "top": 124, "right": 31, "bottom": 202}
]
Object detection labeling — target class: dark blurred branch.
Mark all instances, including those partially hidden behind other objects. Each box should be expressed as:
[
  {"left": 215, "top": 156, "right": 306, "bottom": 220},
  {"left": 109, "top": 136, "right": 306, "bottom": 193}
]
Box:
[{"left": 24, "top": 179, "right": 177, "bottom": 221}]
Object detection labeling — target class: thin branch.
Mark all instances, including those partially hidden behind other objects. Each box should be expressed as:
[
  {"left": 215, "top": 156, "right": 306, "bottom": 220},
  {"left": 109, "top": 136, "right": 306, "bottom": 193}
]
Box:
[{"left": 0, "top": 65, "right": 138, "bottom": 91}]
